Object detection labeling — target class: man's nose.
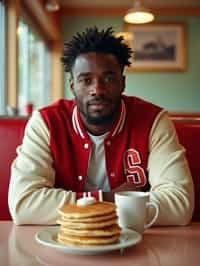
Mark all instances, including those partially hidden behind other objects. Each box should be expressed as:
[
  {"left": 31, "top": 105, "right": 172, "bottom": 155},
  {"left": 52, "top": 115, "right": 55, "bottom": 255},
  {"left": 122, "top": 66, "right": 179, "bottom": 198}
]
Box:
[{"left": 90, "top": 79, "right": 105, "bottom": 96}]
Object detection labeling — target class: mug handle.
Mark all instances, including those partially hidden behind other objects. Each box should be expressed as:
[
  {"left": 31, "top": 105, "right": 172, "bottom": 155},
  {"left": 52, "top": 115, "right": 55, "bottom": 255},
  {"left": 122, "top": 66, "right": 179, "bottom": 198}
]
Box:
[{"left": 144, "top": 201, "right": 159, "bottom": 229}]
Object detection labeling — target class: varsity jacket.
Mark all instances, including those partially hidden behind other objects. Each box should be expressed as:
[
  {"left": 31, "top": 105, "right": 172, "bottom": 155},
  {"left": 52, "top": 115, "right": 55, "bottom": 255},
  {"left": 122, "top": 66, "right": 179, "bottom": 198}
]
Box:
[
  {"left": 9, "top": 95, "right": 194, "bottom": 225},
  {"left": 40, "top": 95, "right": 162, "bottom": 199}
]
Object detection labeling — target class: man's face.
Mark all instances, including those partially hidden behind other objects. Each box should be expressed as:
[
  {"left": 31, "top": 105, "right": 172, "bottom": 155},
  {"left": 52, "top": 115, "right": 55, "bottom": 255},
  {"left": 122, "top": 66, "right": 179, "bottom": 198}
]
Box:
[{"left": 70, "top": 52, "right": 125, "bottom": 126}]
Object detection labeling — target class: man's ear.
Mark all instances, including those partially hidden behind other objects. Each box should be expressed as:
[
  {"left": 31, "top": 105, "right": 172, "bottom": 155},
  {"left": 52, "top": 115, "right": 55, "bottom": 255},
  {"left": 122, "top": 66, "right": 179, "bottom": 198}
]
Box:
[
  {"left": 69, "top": 78, "right": 75, "bottom": 96},
  {"left": 121, "top": 75, "right": 126, "bottom": 94}
]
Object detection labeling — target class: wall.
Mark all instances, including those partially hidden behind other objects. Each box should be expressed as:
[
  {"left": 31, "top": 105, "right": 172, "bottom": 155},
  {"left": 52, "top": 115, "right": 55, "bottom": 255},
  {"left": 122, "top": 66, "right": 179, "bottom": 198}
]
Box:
[{"left": 61, "top": 16, "right": 200, "bottom": 112}]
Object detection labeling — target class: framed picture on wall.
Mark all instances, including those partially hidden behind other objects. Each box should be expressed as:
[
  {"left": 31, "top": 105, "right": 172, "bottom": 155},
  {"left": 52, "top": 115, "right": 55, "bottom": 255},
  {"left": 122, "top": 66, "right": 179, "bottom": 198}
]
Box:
[{"left": 123, "top": 22, "right": 186, "bottom": 72}]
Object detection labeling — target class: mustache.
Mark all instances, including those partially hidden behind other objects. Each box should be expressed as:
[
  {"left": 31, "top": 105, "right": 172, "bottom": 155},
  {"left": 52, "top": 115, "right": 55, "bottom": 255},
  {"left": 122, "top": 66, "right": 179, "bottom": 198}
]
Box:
[{"left": 87, "top": 96, "right": 111, "bottom": 105}]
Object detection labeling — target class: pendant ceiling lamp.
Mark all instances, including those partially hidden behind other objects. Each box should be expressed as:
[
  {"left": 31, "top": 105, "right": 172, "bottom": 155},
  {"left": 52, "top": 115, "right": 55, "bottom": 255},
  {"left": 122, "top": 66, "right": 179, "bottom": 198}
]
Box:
[
  {"left": 45, "top": 0, "right": 60, "bottom": 12},
  {"left": 124, "top": 0, "right": 154, "bottom": 24}
]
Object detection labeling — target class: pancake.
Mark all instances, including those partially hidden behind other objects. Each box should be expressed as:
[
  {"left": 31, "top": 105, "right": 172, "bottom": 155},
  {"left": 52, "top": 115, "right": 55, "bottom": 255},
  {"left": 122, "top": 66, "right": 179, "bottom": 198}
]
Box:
[
  {"left": 57, "top": 231, "right": 120, "bottom": 246},
  {"left": 60, "top": 224, "right": 121, "bottom": 237},
  {"left": 57, "top": 217, "right": 118, "bottom": 229},
  {"left": 58, "top": 201, "right": 116, "bottom": 219},
  {"left": 59, "top": 211, "right": 117, "bottom": 223},
  {"left": 56, "top": 200, "right": 121, "bottom": 247}
]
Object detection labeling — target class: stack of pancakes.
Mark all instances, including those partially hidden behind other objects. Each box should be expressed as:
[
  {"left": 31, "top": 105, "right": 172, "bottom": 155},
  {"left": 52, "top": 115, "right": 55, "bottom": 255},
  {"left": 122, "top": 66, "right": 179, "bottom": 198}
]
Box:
[{"left": 56, "top": 201, "right": 121, "bottom": 247}]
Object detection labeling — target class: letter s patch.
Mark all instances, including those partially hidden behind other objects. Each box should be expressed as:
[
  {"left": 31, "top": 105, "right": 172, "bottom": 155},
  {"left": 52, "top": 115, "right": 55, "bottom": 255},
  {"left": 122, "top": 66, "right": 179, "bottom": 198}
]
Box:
[{"left": 123, "top": 148, "right": 147, "bottom": 187}]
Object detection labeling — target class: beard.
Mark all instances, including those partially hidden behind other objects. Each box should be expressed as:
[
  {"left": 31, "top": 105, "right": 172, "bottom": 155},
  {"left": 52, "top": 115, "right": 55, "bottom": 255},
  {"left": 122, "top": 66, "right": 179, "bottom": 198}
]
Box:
[
  {"left": 84, "top": 109, "right": 116, "bottom": 125},
  {"left": 74, "top": 95, "right": 121, "bottom": 126}
]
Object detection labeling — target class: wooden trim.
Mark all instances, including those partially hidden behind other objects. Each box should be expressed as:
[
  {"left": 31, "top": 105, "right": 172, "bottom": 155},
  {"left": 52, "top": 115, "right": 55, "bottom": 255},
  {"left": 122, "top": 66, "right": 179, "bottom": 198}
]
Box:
[
  {"left": 60, "top": 7, "right": 125, "bottom": 16},
  {"left": 150, "top": 7, "right": 200, "bottom": 16},
  {"left": 169, "top": 112, "right": 200, "bottom": 117},
  {"left": 172, "top": 117, "right": 200, "bottom": 122},
  {"left": 61, "top": 6, "right": 200, "bottom": 17},
  {"left": 22, "top": 0, "right": 61, "bottom": 41},
  {"left": 6, "top": 0, "right": 20, "bottom": 108},
  {"left": 50, "top": 41, "right": 64, "bottom": 101},
  {"left": 20, "top": 4, "right": 50, "bottom": 44},
  {"left": 5, "top": 0, "right": 63, "bottom": 111}
]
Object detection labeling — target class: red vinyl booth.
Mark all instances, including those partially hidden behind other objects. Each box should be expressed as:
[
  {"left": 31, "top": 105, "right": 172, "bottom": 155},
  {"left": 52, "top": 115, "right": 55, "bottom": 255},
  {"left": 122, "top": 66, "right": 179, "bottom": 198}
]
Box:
[
  {"left": 173, "top": 118, "right": 200, "bottom": 221},
  {"left": 0, "top": 117, "right": 28, "bottom": 220},
  {"left": 0, "top": 115, "right": 200, "bottom": 221}
]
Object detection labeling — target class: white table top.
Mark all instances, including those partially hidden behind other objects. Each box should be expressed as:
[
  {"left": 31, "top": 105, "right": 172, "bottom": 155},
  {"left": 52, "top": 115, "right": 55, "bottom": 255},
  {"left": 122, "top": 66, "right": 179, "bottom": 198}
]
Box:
[{"left": 1, "top": 221, "right": 200, "bottom": 266}]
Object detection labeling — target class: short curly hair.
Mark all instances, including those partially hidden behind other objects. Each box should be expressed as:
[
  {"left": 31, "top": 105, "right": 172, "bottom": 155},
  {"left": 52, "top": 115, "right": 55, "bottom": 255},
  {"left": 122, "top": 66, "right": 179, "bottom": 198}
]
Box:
[{"left": 61, "top": 26, "right": 132, "bottom": 73}]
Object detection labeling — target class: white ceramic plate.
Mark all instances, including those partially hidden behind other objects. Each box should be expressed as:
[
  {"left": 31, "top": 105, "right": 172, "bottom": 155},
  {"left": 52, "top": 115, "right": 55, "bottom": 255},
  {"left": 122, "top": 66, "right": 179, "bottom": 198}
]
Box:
[{"left": 35, "top": 226, "right": 142, "bottom": 255}]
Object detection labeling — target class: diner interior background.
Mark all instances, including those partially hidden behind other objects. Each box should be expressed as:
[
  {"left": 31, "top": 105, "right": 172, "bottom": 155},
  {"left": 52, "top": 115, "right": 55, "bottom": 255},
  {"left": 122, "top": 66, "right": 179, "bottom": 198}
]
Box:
[{"left": 1, "top": 0, "right": 200, "bottom": 115}]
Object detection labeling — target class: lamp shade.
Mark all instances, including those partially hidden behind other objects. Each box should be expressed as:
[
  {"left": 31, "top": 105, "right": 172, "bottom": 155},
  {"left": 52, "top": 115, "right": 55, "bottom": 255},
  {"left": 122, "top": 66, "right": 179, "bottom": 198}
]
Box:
[
  {"left": 124, "top": 1, "right": 154, "bottom": 24},
  {"left": 45, "top": 0, "right": 60, "bottom": 12},
  {"left": 124, "top": 7, "right": 154, "bottom": 24}
]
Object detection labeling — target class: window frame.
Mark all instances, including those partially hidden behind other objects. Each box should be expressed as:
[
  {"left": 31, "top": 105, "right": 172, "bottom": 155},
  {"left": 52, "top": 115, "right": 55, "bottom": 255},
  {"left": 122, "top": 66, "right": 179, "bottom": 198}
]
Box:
[
  {"left": 18, "top": 14, "right": 51, "bottom": 114},
  {"left": 0, "top": 0, "right": 6, "bottom": 114}
]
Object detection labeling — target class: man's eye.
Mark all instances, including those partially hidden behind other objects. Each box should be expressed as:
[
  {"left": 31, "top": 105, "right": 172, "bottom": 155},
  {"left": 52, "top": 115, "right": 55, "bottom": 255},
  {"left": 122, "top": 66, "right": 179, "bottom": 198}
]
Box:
[
  {"left": 85, "top": 78, "right": 92, "bottom": 85},
  {"left": 104, "top": 76, "right": 115, "bottom": 83},
  {"left": 80, "top": 78, "right": 92, "bottom": 85}
]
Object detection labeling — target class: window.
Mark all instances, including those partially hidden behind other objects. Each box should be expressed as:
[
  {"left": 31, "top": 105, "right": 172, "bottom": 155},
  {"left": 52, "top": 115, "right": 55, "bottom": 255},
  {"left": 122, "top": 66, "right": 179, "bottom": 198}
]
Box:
[
  {"left": 18, "top": 18, "right": 51, "bottom": 115},
  {"left": 0, "top": 0, "right": 6, "bottom": 115}
]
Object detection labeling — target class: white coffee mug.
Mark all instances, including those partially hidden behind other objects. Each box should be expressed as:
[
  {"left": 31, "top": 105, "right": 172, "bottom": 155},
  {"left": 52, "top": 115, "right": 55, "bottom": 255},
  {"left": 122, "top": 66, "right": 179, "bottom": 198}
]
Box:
[{"left": 115, "top": 191, "right": 159, "bottom": 234}]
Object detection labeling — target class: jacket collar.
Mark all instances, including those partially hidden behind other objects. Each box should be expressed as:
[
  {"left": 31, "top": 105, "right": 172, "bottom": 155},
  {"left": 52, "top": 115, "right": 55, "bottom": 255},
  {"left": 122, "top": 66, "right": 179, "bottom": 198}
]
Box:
[{"left": 72, "top": 99, "right": 126, "bottom": 139}]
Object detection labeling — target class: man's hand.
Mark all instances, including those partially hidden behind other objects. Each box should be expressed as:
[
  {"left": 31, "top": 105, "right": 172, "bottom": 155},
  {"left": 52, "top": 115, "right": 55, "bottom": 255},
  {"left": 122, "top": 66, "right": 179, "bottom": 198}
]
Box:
[{"left": 103, "top": 182, "right": 139, "bottom": 202}]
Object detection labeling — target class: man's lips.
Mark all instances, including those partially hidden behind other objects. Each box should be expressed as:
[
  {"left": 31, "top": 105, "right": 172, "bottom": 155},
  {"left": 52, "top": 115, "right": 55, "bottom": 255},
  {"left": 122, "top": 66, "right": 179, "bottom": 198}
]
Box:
[
  {"left": 88, "top": 101, "right": 109, "bottom": 111},
  {"left": 88, "top": 100, "right": 109, "bottom": 105}
]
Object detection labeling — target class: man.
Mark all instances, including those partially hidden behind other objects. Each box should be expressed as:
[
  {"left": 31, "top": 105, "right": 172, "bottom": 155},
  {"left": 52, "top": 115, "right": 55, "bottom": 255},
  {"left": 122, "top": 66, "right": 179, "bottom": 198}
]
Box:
[{"left": 9, "top": 27, "right": 194, "bottom": 225}]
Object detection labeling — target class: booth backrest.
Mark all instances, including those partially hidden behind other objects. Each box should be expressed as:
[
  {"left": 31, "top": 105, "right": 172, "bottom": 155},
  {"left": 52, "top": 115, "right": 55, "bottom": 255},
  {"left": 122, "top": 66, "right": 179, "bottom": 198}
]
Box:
[
  {"left": 173, "top": 118, "right": 200, "bottom": 221},
  {"left": 0, "top": 117, "right": 28, "bottom": 220},
  {"left": 0, "top": 116, "right": 200, "bottom": 220}
]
